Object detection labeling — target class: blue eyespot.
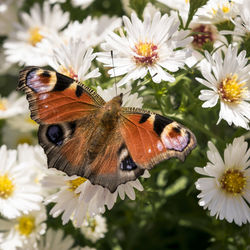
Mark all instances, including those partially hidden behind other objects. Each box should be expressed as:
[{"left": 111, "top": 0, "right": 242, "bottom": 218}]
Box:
[{"left": 46, "top": 125, "right": 64, "bottom": 145}]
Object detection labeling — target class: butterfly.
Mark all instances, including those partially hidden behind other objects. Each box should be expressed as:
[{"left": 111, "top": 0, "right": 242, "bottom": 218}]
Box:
[{"left": 18, "top": 67, "right": 196, "bottom": 192}]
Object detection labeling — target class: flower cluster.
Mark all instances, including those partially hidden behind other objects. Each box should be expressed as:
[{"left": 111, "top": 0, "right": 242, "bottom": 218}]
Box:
[{"left": 0, "top": 0, "right": 250, "bottom": 249}]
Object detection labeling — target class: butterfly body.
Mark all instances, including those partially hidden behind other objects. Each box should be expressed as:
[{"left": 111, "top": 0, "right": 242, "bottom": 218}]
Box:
[{"left": 18, "top": 67, "right": 196, "bottom": 192}]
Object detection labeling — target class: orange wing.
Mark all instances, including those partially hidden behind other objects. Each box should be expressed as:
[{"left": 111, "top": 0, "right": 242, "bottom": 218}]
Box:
[
  {"left": 18, "top": 67, "right": 105, "bottom": 124},
  {"left": 120, "top": 108, "right": 196, "bottom": 169}
]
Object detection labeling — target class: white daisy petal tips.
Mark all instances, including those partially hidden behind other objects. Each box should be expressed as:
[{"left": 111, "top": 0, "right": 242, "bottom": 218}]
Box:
[
  {"left": 42, "top": 169, "right": 150, "bottom": 227},
  {"left": 196, "top": 45, "right": 250, "bottom": 130},
  {"left": 195, "top": 136, "right": 250, "bottom": 226}
]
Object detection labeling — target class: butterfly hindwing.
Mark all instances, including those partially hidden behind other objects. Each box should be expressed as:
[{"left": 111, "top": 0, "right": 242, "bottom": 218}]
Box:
[
  {"left": 38, "top": 115, "right": 144, "bottom": 192},
  {"left": 120, "top": 107, "right": 196, "bottom": 169}
]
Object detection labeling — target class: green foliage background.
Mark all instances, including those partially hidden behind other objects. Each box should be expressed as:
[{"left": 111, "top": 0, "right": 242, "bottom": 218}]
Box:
[{"left": 0, "top": 0, "right": 249, "bottom": 249}]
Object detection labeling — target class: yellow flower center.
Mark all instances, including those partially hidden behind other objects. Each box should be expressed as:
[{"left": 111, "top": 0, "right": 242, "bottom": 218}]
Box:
[
  {"left": 87, "top": 216, "right": 97, "bottom": 232},
  {"left": 221, "top": 4, "right": 230, "bottom": 13},
  {"left": 212, "top": 2, "right": 232, "bottom": 15},
  {"left": 0, "top": 174, "right": 15, "bottom": 199},
  {"left": 218, "top": 74, "right": 247, "bottom": 103},
  {"left": 59, "top": 66, "right": 78, "bottom": 81},
  {"left": 0, "top": 99, "right": 7, "bottom": 111},
  {"left": 16, "top": 216, "right": 35, "bottom": 236},
  {"left": 220, "top": 168, "right": 246, "bottom": 194},
  {"left": 134, "top": 41, "right": 158, "bottom": 65},
  {"left": 185, "top": 0, "right": 189, "bottom": 4},
  {"left": 29, "top": 27, "right": 43, "bottom": 46},
  {"left": 67, "top": 177, "right": 87, "bottom": 193}
]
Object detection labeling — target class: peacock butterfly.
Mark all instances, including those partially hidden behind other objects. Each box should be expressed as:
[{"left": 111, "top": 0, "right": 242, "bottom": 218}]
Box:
[{"left": 18, "top": 67, "right": 196, "bottom": 192}]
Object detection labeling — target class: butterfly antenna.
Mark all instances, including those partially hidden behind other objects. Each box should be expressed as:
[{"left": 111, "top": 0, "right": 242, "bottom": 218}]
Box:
[{"left": 111, "top": 50, "right": 118, "bottom": 96}]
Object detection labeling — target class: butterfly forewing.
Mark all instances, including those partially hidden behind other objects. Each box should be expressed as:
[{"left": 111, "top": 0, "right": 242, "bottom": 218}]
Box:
[{"left": 18, "top": 67, "right": 105, "bottom": 124}]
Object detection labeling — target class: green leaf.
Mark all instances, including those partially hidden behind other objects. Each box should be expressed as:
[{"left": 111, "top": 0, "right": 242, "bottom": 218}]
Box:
[
  {"left": 185, "top": 0, "right": 209, "bottom": 28},
  {"left": 129, "top": 0, "right": 149, "bottom": 19}
]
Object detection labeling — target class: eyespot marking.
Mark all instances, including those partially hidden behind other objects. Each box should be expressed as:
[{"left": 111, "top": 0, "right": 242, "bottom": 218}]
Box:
[
  {"left": 120, "top": 155, "right": 137, "bottom": 171},
  {"left": 46, "top": 125, "right": 64, "bottom": 145}
]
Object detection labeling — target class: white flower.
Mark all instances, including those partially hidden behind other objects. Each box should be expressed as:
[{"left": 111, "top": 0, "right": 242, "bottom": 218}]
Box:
[
  {"left": 222, "top": 0, "right": 250, "bottom": 37},
  {"left": 62, "top": 15, "right": 121, "bottom": 47},
  {"left": 3, "top": 1, "right": 69, "bottom": 66},
  {"left": 234, "top": 0, "right": 250, "bottom": 35},
  {"left": 42, "top": 169, "right": 150, "bottom": 227},
  {"left": 0, "top": 92, "right": 28, "bottom": 119},
  {"left": 196, "top": 0, "right": 242, "bottom": 24},
  {"left": 0, "top": 0, "right": 21, "bottom": 36},
  {"left": 196, "top": 45, "right": 250, "bottom": 129},
  {"left": 97, "top": 11, "right": 192, "bottom": 86},
  {"left": 0, "top": 145, "right": 43, "bottom": 219},
  {"left": 96, "top": 84, "right": 143, "bottom": 108},
  {"left": 0, "top": 48, "right": 13, "bottom": 75},
  {"left": 80, "top": 214, "right": 107, "bottom": 243},
  {"left": 37, "top": 228, "right": 75, "bottom": 250},
  {"left": 157, "top": 0, "right": 190, "bottom": 24},
  {"left": 195, "top": 136, "right": 250, "bottom": 226},
  {"left": 6, "top": 113, "right": 38, "bottom": 133},
  {"left": 48, "top": 38, "right": 100, "bottom": 82},
  {"left": 186, "top": 22, "right": 228, "bottom": 67},
  {"left": 2, "top": 124, "right": 37, "bottom": 149},
  {"left": 0, "top": 206, "right": 47, "bottom": 250},
  {"left": 71, "top": 0, "right": 94, "bottom": 9},
  {"left": 16, "top": 144, "right": 48, "bottom": 187}
]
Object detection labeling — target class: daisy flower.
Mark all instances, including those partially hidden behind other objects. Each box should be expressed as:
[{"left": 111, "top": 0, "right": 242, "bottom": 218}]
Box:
[
  {"left": 0, "top": 145, "right": 43, "bottom": 219},
  {"left": 97, "top": 11, "right": 192, "bottom": 86},
  {"left": 196, "top": 45, "right": 250, "bottom": 129},
  {"left": 2, "top": 125, "right": 37, "bottom": 149},
  {"left": 196, "top": 0, "right": 241, "bottom": 24},
  {"left": 80, "top": 214, "right": 107, "bottom": 243},
  {"left": 157, "top": 0, "right": 190, "bottom": 24},
  {"left": 96, "top": 83, "right": 144, "bottom": 108},
  {"left": 37, "top": 228, "right": 74, "bottom": 250},
  {"left": 61, "top": 15, "right": 121, "bottom": 47},
  {"left": 195, "top": 136, "right": 250, "bottom": 226},
  {"left": 16, "top": 144, "right": 48, "bottom": 188},
  {"left": 185, "top": 22, "right": 228, "bottom": 67},
  {"left": 222, "top": 0, "right": 250, "bottom": 37},
  {"left": 0, "top": 92, "right": 28, "bottom": 119},
  {"left": 0, "top": 0, "right": 21, "bottom": 36},
  {"left": 6, "top": 112, "right": 38, "bottom": 133},
  {"left": 42, "top": 169, "right": 150, "bottom": 227},
  {"left": 3, "top": 1, "right": 69, "bottom": 66},
  {"left": 0, "top": 206, "right": 47, "bottom": 250},
  {"left": 48, "top": 38, "right": 100, "bottom": 82}
]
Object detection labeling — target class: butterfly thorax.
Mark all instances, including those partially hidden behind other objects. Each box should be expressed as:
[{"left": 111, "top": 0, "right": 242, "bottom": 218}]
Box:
[
  {"left": 85, "top": 94, "right": 123, "bottom": 162},
  {"left": 98, "top": 94, "right": 123, "bottom": 131}
]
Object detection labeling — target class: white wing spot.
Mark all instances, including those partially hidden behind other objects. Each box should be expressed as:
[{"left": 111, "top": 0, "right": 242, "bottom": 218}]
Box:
[{"left": 157, "top": 141, "right": 163, "bottom": 151}]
